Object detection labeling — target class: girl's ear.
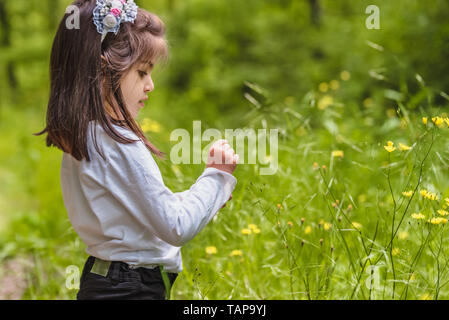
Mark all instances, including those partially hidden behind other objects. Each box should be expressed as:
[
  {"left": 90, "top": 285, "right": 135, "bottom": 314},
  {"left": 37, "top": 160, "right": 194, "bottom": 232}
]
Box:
[{"left": 100, "top": 55, "right": 109, "bottom": 70}]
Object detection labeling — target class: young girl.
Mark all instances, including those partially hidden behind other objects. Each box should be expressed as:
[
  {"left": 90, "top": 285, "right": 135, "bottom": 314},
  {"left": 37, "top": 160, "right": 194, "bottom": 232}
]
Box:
[{"left": 34, "top": 0, "right": 238, "bottom": 300}]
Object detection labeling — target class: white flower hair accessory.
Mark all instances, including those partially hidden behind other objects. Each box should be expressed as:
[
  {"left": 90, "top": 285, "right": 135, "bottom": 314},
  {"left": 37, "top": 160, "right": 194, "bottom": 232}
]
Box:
[{"left": 93, "top": 0, "right": 138, "bottom": 42}]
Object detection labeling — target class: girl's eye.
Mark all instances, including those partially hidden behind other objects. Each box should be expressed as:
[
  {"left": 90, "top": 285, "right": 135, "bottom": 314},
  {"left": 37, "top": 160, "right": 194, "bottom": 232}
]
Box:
[{"left": 138, "top": 70, "right": 147, "bottom": 77}]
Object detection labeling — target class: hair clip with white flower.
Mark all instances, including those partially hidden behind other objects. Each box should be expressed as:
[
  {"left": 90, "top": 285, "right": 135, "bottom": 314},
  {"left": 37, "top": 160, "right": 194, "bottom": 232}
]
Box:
[{"left": 93, "top": 0, "right": 138, "bottom": 42}]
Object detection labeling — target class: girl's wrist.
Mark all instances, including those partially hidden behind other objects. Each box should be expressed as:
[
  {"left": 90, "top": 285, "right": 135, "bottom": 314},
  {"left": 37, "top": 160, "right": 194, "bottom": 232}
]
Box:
[{"left": 206, "top": 164, "right": 235, "bottom": 175}]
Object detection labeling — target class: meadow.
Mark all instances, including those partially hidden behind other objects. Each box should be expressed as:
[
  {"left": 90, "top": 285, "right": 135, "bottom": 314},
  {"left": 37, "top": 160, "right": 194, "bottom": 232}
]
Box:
[{"left": 0, "top": 0, "right": 449, "bottom": 299}]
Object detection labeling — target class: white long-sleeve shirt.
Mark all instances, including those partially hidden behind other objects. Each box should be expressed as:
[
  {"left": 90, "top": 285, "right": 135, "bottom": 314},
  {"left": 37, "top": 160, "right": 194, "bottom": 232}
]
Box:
[{"left": 60, "top": 120, "right": 237, "bottom": 273}]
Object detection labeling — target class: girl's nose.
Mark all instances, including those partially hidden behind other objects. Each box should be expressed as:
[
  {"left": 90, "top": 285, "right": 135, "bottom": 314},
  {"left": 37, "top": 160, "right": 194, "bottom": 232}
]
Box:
[{"left": 144, "top": 76, "right": 154, "bottom": 93}]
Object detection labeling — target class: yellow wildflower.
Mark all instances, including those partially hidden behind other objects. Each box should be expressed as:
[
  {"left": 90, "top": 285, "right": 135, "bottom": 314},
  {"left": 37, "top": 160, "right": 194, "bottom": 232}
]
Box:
[
  {"left": 392, "top": 248, "right": 400, "bottom": 256},
  {"left": 205, "top": 246, "right": 217, "bottom": 255},
  {"left": 363, "top": 98, "right": 373, "bottom": 108},
  {"left": 313, "top": 162, "right": 319, "bottom": 170},
  {"left": 398, "top": 231, "right": 409, "bottom": 240},
  {"left": 351, "top": 222, "right": 362, "bottom": 230},
  {"left": 398, "top": 143, "right": 412, "bottom": 151},
  {"left": 305, "top": 226, "right": 312, "bottom": 235},
  {"left": 419, "top": 293, "right": 432, "bottom": 300},
  {"left": 319, "top": 82, "right": 329, "bottom": 92},
  {"left": 141, "top": 118, "right": 162, "bottom": 133},
  {"left": 358, "top": 194, "right": 367, "bottom": 203},
  {"left": 229, "top": 250, "right": 243, "bottom": 257},
  {"left": 330, "top": 80, "right": 339, "bottom": 90},
  {"left": 318, "top": 95, "right": 333, "bottom": 110},
  {"left": 248, "top": 224, "right": 261, "bottom": 234},
  {"left": 340, "top": 70, "right": 351, "bottom": 81},
  {"left": 276, "top": 204, "right": 283, "bottom": 210},
  {"left": 429, "top": 217, "right": 447, "bottom": 225},
  {"left": 411, "top": 213, "right": 425, "bottom": 220},
  {"left": 241, "top": 228, "right": 252, "bottom": 235},
  {"left": 332, "top": 150, "right": 344, "bottom": 158},
  {"left": 384, "top": 141, "right": 396, "bottom": 152},
  {"left": 432, "top": 116, "right": 444, "bottom": 127},
  {"left": 402, "top": 191, "right": 413, "bottom": 197},
  {"left": 437, "top": 210, "right": 449, "bottom": 216},
  {"left": 422, "top": 117, "right": 428, "bottom": 125},
  {"left": 420, "top": 189, "right": 439, "bottom": 201},
  {"left": 287, "top": 221, "right": 294, "bottom": 228},
  {"left": 324, "top": 222, "right": 332, "bottom": 231},
  {"left": 248, "top": 224, "right": 258, "bottom": 231},
  {"left": 444, "top": 117, "right": 449, "bottom": 127},
  {"left": 429, "top": 193, "right": 438, "bottom": 200}
]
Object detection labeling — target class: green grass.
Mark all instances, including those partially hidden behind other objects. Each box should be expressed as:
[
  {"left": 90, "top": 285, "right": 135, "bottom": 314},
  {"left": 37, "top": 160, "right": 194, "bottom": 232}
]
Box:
[{"left": 1, "top": 68, "right": 449, "bottom": 300}]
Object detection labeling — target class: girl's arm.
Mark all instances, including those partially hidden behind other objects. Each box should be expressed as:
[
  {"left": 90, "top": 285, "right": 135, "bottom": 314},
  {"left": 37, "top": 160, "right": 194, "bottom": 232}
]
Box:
[
  {"left": 104, "top": 139, "right": 237, "bottom": 247},
  {"left": 174, "top": 139, "right": 237, "bottom": 207}
]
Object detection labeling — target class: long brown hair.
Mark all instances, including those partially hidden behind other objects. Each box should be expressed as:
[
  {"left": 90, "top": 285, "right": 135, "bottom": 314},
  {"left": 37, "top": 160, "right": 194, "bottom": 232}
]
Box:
[{"left": 34, "top": 0, "right": 168, "bottom": 161}]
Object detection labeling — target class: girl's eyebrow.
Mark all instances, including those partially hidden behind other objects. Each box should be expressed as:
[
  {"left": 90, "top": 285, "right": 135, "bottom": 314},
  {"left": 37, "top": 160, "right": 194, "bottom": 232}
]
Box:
[{"left": 139, "top": 62, "right": 154, "bottom": 72}]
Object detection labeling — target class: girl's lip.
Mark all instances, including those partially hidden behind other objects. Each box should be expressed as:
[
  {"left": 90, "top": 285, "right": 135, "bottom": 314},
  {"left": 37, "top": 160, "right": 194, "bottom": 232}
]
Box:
[{"left": 139, "top": 97, "right": 147, "bottom": 107}]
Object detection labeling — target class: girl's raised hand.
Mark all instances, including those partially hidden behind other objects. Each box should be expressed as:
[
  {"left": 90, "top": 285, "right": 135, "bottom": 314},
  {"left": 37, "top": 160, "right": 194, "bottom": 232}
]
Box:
[{"left": 206, "top": 139, "right": 239, "bottom": 175}]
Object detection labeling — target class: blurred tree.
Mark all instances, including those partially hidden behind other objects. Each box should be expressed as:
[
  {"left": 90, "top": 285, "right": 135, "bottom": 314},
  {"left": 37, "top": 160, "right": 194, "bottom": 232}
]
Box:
[
  {"left": 167, "top": 0, "right": 175, "bottom": 11},
  {"left": 0, "top": 0, "right": 18, "bottom": 100},
  {"left": 309, "top": 0, "right": 321, "bottom": 27}
]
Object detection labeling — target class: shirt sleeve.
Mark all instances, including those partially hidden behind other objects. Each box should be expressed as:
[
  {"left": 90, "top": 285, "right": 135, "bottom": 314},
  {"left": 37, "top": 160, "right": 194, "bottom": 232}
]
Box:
[{"left": 103, "top": 138, "right": 237, "bottom": 247}]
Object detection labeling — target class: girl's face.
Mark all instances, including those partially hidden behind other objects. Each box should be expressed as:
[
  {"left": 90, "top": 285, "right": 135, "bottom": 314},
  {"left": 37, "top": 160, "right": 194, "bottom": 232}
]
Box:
[{"left": 119, "top": 62, "right": 154, "bottom": 119}]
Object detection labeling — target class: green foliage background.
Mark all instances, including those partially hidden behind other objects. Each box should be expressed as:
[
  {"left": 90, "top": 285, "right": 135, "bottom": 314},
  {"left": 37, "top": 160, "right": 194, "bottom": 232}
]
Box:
[{"left": 0, "top": 0, "right": 449, "bottom": 299}]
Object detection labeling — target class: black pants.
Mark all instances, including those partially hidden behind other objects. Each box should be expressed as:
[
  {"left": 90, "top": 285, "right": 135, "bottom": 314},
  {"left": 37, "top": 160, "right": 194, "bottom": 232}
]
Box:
[{"left": 77, "top": 256, "right": 178, "bottom": 300}]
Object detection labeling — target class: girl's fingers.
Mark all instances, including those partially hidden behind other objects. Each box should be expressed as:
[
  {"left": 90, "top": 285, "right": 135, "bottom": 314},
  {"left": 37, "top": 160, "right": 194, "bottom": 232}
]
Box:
[
  {"left": 214, "top": 139, "right": 228, "bottom": 147},
  {"left": 226, "top": 151, "right": 237, "bottom": 164},
  {"left": 207, "top": 139, "right": 238, "bottom": 172}
]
